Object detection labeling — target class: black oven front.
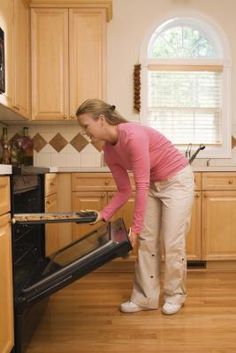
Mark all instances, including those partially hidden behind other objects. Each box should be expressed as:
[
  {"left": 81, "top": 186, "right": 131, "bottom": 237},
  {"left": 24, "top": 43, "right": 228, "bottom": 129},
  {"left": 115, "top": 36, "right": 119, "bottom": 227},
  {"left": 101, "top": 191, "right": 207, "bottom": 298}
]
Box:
[{"left": 11, "top": 172, "right": 132, "bottom": 353}]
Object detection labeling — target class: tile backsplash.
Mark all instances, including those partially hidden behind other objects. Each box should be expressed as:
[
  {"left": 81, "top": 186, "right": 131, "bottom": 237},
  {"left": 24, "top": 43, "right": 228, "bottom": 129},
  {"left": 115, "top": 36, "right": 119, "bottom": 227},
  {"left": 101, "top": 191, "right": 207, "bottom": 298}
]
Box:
[
  {"left": 4, "top": 124, "right": 103, "bottom": 168},
  {"left": 2, "top": 123, "right": 236, "bottom": 168}
]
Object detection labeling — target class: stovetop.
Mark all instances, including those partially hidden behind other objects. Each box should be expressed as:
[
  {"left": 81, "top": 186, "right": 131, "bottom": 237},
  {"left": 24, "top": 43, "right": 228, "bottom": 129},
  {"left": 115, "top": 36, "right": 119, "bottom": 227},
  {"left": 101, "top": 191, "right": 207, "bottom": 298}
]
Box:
[{"left": 12, "top": 165, "right": 50, "bottom": 175}]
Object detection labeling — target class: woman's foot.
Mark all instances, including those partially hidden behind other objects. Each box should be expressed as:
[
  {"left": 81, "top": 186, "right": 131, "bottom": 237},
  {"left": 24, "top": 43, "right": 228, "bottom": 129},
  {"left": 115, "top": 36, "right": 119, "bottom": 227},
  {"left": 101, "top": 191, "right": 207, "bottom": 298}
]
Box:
[
  {"left": 162, "top": 302, "right": 183, "bottom": 315},
  {"left": 120, "top": 301, "right": 157, "bottom": 313}
]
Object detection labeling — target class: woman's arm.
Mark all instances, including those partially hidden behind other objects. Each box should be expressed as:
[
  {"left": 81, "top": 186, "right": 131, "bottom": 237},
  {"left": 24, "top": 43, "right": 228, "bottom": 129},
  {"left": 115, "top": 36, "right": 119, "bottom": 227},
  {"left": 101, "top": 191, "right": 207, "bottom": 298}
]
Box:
[{"left": 100, "top": 163, "right": 132, "bottom": 221}]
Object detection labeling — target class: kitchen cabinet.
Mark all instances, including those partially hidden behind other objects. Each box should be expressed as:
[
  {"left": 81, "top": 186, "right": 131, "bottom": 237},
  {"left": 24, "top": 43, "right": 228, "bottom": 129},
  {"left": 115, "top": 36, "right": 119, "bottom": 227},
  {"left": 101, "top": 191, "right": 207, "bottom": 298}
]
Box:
[
  {"left": 71, "top": 173, "right": 135, "bottom": 241},
  {"left": 202, "top": 173, "right": 236, "bottom": 260},
  {"left": 0, "top": 0, "right": 14, "bottom": 110},
  {"left": 45, "top": 173, "right": 59, "bottom": 255},
  {"left": 0, "top": 177, "right": 14, "bottom": 353},
  {"left": 0, "top": 176, "right": 11, "bottom": 215},
  {"left": 186, "top": 172, "right": 202, "bottom": 260},
  {"left": 0, "top": 0, "right": 31, "bottom": 118},
  {"left": 13, "top": 0, "right": 31, "bottom": 118},
  {"left": 31, "top": 6, "right": 107, "bottom": 120}
]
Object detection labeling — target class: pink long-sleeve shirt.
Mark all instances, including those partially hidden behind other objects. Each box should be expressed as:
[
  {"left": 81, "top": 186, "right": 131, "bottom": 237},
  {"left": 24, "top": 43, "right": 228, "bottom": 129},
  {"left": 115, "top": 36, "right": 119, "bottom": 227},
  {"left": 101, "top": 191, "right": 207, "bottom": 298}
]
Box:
[{"left": 100, "top": 123, "right": 188, "bottom": 234}]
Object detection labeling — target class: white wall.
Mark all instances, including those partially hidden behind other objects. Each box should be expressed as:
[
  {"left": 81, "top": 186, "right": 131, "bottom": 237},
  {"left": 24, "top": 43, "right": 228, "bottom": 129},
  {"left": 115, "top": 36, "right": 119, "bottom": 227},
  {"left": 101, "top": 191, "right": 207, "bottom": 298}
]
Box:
[{"left": 106, "top": 0, "right": 236, "bottom": 137}]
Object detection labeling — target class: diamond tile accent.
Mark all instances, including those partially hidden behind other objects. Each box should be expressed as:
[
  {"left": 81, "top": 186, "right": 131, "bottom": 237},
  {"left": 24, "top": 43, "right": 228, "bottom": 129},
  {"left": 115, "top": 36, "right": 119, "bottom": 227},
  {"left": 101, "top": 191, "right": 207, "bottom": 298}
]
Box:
[
  {"left": 91, "top": 140, "right": 104, "bottom": 152},
  {"left": 33, "top": 133, "right": 47, "bottom": 152},
  {"left": 70, "top": 133, "right": 89, "bottom": 152},
  {"left": 49, "top": 133, "right": 68, "bottom": 152}
]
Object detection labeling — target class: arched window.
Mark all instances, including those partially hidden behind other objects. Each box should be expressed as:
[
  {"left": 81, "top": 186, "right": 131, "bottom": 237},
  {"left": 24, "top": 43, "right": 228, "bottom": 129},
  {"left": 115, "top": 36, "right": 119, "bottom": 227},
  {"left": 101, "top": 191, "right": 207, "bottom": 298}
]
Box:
[{"left": 141, "top": 16, "right": 231, "bottom": 158}]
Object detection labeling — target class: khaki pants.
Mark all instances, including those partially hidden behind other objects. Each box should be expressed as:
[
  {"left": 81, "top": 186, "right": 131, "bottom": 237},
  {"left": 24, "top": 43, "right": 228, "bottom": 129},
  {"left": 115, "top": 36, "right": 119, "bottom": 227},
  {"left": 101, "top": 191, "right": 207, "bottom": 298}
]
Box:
[{"left": 131, "top": 165, "right": 194, "bottom": 309}]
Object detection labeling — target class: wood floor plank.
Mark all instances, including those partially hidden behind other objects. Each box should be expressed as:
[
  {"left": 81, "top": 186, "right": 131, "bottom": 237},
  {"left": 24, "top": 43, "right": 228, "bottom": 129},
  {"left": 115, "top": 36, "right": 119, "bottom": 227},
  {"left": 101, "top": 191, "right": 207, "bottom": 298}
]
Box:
[{"left": 26, "top": 271, "right": 236, "bottom": 353}]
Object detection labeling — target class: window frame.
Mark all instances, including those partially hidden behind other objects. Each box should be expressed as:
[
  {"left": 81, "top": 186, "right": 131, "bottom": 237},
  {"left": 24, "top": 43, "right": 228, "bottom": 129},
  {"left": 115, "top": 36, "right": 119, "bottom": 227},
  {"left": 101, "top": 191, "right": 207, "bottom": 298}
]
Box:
[{"left": 140, "top": 15, "right": 232, "bottom": 159}]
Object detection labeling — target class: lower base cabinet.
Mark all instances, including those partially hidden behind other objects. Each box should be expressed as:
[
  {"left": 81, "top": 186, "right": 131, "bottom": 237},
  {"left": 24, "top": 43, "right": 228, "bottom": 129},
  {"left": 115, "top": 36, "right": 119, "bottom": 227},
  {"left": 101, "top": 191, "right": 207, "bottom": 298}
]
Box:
[
  {"left": 0, "top": 213, "right": 14, "bottom": 353},
  {"left": 202, "top": 191, "right": 236, "bottom": 260}
]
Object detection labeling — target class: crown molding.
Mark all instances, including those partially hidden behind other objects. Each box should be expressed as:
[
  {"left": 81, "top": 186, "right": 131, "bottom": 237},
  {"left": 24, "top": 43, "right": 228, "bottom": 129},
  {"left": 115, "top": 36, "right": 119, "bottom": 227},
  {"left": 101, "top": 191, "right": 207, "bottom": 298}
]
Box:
[{"left": 29, "top": 0, "right": 112, "bottom": 21}]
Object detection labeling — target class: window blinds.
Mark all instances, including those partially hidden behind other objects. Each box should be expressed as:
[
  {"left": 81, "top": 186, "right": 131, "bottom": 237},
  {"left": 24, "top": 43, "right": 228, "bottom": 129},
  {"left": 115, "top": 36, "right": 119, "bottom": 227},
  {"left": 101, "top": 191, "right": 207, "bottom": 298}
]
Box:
[{"left": 147, "top": 65, "right": 223, "bottom": 144}]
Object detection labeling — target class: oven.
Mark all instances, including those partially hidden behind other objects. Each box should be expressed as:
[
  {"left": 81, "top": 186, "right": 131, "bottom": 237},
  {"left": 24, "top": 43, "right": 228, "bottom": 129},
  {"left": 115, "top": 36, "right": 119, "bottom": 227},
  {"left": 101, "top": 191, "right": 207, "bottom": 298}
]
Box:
[{"left": 11, "top": 169, "right": 132, "bottom": 353}]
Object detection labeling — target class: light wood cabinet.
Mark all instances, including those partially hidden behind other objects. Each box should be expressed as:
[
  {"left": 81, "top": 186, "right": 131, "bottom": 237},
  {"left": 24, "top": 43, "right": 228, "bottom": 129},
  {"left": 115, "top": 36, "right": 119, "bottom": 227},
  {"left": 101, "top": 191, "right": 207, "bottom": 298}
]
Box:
[
  {"left": 45, "top": 192, "right": 59, "bottom": 255},
  {"left": 0, "top": 0, "right": 31, "bottom": 118},
  {"left": 202, "top": 172, "right": 236, "bottom": 260},
  {"left": 0, "top": 0, "right": 14, "bottom": 110},
  {"left": 12, "top": 0, "right": 31, "bottom": 118},
  {"left": 0, "top": 177, "right": 10, "bottom": 215},
  {"left": 72, "top": 190, "right": 107, "bottom": 240},
  {"left": 186, "top": 191, "right": 201, "bottom": 260},
  {"left": 186, "top": 172, "right": 202, "bottom": 260},
  {"left": 71, "top": 172, "right": 135, "bottom": 241},
  {"left": 45, "top": 173, "right": 58, "bottom": 255},
  {"left": 0, "top": 196, "right": 14, "bottom": 353},
  {"left": 31, "top": 6, "right": 107, "bottom": 120}
]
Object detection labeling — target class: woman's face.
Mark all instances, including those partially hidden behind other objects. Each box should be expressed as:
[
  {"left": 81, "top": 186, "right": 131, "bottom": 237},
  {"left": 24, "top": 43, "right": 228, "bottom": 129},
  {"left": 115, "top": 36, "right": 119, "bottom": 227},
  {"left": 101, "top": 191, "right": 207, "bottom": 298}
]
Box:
[{"left": 77, "top": 113, "right": 105, "bottom": 142}]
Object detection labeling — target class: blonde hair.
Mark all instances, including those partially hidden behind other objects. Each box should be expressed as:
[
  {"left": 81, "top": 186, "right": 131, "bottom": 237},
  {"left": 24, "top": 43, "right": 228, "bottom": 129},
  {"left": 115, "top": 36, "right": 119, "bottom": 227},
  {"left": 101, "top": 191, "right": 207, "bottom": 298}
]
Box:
[{"left": 76, "top": 99, "right": 128, "bottom": 125}]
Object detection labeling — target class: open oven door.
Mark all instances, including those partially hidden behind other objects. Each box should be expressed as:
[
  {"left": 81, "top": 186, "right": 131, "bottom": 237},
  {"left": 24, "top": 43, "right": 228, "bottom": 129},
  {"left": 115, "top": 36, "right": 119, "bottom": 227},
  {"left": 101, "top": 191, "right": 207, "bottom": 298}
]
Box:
[{"left": 13, "top": 217, "right": 132, "bottom": 312}]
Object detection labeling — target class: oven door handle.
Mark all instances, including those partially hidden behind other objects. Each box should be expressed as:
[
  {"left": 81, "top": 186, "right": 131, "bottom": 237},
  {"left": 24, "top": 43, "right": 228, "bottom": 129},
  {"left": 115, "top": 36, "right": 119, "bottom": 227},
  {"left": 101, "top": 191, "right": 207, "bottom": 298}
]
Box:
[{"left": 11, "top": 211, "right": 98, "bottom": 224}]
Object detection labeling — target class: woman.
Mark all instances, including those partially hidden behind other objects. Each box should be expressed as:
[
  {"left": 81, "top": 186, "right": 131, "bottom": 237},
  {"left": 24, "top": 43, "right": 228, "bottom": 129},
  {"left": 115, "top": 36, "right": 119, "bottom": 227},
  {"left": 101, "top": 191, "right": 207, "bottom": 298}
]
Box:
[{"left": 76, "top": 99, "right": 194, "bottom": 315}]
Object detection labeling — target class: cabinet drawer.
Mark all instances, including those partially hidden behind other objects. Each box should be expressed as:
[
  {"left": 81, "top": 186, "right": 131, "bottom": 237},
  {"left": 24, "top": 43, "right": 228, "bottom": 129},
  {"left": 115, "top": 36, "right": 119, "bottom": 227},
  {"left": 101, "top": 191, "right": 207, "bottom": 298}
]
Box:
[
  {"left": 72, "top": 173, "right": 117, "bottom": 191},
  {"left": 194, "top": 172, "right": 201, "bottom": 190},
  {"left": 72, "top": 172, "right": 135, "bottom": 191},
  {"left": 0, "top": 177, "right": 10, "bottom": 215},
  {"left": 202, "top": 172, "right": 236, "bottom": 190},
  {"left": 45, "top": 173, "right": 57, "bottom": 196}
]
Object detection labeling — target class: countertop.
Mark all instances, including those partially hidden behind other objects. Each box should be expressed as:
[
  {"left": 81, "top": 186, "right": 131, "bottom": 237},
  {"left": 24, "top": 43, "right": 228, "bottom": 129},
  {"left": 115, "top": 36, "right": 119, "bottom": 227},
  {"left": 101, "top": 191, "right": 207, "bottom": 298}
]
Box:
[
  {"left": 2, "top": 165, "right": 236, "bottom": 175},
  {"left": 49, "top": 166, "right": 236, "bottom": 173},
  {"left": 0, "top": 164, "right": 12, "bottom": 175}
]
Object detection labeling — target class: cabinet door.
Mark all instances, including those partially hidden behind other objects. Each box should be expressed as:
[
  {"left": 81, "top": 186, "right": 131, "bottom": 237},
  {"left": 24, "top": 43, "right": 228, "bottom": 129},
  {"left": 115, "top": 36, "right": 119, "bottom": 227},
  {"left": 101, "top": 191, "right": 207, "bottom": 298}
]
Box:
[
  {"left": 13, "top": 0, "right": 31, "bottom": 118},
  {"left": 45, "top": 193, "right": 59, "bottom": 255},
  {"left": 186, "top": 191, "right": 201, "bottom": 260},
  {"left": 69, "top": 8, "right": 106, "bottom": 115},
  {"left": 72, "top": 191, "right": 107, "bottom": 240},
  {"left": 0, "top": 213, "right": 14, "bottom": 353},
  {"left": 31, "top": 8, "right": 69, "bottom": 120},
  {"left": 202, "top": 191, "right": 236, "bottom": 260},
  {"left": 108, "top": 192, "right": 135, "bottom": 230},
  {"left": 0, "top": 177, "right": 10, "bottom": 215},
  {"left": 0, "top": 0, "right": 14, "bottom": 109}
]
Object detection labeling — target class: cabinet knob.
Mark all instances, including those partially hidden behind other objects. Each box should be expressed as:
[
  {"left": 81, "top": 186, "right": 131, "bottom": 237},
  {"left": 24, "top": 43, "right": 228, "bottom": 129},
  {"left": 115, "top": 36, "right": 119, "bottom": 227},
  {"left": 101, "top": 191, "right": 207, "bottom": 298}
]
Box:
[
  {"left": 13, "top": 105, "right": 20, "bottom": 111},
  {"left": 228, "top": 180, "right": 233, "bottom": 184},
  {"left": 195, "top": 193, "right": 200, "bottom": 198},
  {"left": 101, "top": 193, "right": 106, "bottom": 198},
  {"left": 63, "top": 115, "right": 69, "bottom": 120},
  {"left": 69, "top": 115, "right": 75, "bottom": 120},
  {"left": 104, "top": 180, "right": 110, "bottom": 185}
]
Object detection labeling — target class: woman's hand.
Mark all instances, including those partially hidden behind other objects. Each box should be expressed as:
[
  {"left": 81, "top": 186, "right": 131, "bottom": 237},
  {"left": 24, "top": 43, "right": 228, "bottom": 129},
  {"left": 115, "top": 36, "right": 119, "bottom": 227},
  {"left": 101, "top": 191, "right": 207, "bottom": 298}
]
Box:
[
  {"left": 79, "top": 209, "right": 103, "bottom": 224},
  {"left": 128, "top": 228, "right": 139, "bottom": 248}
]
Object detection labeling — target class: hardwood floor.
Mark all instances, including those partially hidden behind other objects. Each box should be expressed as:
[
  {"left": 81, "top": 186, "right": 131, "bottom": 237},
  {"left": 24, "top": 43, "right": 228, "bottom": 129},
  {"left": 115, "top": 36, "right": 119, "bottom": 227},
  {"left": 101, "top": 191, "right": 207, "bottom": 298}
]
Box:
[{"left": 26, "top": 270, "right": 236, "bottom": 353}]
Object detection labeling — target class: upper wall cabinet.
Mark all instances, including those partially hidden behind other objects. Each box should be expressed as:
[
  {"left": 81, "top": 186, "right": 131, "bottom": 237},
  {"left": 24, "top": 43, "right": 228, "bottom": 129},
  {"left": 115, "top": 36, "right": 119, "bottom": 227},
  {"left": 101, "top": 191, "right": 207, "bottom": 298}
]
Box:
[
  {"left": 31, "top": 6, "right": 108, "bottom": 121},
  {"left": 0, "top": 0, "right": 31, "bottom": 119},
  {"left": 0, "top": 0, "right": 14, "bottom": 110},
  {"left": 13, "top": 0, "right": 31, "bottom": 119}
]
